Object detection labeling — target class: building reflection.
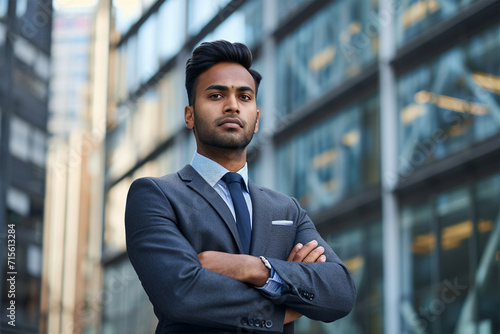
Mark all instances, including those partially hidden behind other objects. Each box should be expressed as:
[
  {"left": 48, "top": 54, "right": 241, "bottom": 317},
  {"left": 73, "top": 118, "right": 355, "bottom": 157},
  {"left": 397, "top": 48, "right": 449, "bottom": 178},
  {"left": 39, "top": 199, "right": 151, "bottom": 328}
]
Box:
[{"left": 40, "top": 0, "right": 500, "bottom": 333}]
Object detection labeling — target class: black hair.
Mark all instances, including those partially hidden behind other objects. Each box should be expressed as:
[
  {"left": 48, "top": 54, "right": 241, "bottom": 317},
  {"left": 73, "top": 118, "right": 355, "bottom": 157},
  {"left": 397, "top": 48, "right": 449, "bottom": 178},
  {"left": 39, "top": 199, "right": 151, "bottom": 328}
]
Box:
[{"left": 185, "top": 40, "right": 262, "bottom": 106}]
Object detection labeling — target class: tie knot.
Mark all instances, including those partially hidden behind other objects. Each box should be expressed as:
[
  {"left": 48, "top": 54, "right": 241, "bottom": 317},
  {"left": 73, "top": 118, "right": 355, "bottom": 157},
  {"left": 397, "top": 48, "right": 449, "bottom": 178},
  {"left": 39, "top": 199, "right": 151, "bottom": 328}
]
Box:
[{"left": 222, "top": 172, "right": 243, "bottom": 186}]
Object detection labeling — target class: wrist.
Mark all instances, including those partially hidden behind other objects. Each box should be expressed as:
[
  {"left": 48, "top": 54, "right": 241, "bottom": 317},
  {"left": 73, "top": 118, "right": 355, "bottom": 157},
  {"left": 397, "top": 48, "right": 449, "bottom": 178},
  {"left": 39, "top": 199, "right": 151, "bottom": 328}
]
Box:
[{"left": 246, "top": 256, "right": 270, "bottom": 287}]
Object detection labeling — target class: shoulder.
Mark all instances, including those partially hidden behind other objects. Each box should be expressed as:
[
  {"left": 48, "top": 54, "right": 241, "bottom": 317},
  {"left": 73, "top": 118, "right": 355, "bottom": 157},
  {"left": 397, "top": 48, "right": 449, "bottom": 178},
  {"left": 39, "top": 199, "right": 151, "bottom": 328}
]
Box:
[{"left": 250, "top": 182, "right": 301, "bottom": 210}]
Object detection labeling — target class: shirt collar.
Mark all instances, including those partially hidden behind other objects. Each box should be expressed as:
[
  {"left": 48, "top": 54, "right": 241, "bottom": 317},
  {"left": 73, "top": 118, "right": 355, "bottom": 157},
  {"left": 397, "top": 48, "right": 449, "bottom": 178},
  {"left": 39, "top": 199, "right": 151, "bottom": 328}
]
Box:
[{"left": 190, "top": 152, "right": 249, "bottom": 192}]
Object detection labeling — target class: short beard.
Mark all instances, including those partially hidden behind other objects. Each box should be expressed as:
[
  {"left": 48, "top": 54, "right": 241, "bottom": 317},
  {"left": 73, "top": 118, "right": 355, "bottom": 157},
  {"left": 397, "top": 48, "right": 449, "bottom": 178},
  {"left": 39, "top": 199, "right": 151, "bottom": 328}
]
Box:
[{"left": 193, "top": 108, "right": 256, "bottom": 150}]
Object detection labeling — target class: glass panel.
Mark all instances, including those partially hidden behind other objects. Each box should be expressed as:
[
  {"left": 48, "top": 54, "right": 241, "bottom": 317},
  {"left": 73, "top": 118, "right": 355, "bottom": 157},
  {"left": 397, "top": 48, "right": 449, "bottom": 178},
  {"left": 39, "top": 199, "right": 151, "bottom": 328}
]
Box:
[
  {"left": 158, "top": 69, "right": 183, "bottom": 140},
  {"left": 10, "top": 116, "right": 30, "bottom": 161},
  {"left": 276, "top": 0, "right": 378, "bottom": 114},
  {"left": 187, "top": 0, "right": 230, "bottom": 36},
  {"left": 275, "top": 95, "right": 380, "bottom": 215},
  {"left": 396, "top": 0, "right": 485, "bottom": 46},
  {"left": 125, "top": 35, "right": 138, "bottom": 93},
  {"left": 205, "top": 0, "right": 263, "bottom": 49},
  {"left": 295, "top": 220, "right": 384, "bottom": 333},
  {"left": 137, "top": 13, "right": 158, "bottom": 83},
  {"left": 113, "top": 0, "right": 142, "bottom": 35},
  {"left": 0, "top": 0, "right": 7, "bottom": 18},
  {"left": 277, "top": 0, "right": 312, "bottom": 21},
  {"left": 104, "top": 178, "right": 133, "bottom": 256},
  {"left": 436, "top": 187, "right": 471, "bottom": 334},
  {"left": 158, "top": 0, "right": 186, "bottom": 61},
  {"left": 400, "top": 201, "right": 439, "bottom": 334},
  {"left": 397, "top": 24, "right": 500, "bottom": 177},
  {"left": 474, "top": 174, "right": 500, "bottom": 333},
  {"left": 101, "top": 260, "right": 157, "bottom": 334}
]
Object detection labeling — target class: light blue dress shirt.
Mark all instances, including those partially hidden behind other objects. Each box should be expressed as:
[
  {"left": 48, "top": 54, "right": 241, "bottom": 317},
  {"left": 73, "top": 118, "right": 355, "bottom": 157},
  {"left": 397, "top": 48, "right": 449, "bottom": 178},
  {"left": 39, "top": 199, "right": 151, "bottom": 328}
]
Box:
[{"left": 190, "top": 152, "right": 287, "bottom": 297}]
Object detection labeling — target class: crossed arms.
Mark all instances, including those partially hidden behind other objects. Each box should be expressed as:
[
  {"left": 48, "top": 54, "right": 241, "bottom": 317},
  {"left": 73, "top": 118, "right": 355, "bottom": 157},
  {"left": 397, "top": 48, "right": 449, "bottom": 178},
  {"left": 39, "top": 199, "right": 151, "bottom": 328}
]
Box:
[
  {"left": 198, "top": 240, "right": 327, "bottom": 324},
  {"left": 125, "top": 176, "right": 356, "bottom": 332}
]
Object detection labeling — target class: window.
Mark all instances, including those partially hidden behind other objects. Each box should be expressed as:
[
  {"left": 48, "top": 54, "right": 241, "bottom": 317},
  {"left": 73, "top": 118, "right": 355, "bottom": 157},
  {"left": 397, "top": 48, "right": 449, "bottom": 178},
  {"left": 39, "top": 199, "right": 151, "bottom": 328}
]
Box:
[
  {"left": 10, "top": 116, "right": 30, "bottom": 161},
  {"left": 205, "top": 0, "right": 263, "bottom": 49},
  {"left": 158, "top": 0, "right": 185, "bottom": 61},
  {"left": 187, "top": 0, "right": 230, "bottom": 36},
  {"left": 295, "top": 220, "right": 384, "bottom": 333},
  {"left": 400, "top": 172, "right": 500, "bottom": 334},
  {"left": 275, "top": 95, "right": 380, "bottom": 215},
  {"left": 276, "top": 0, "right": 378, "bottom": 114},
  {"left": 137, "top": 14, "right": 158, "bottom": 83},
  {"left": 0, "top": 0, "right": 7, "bottom": 18},
  {"left": 101, "top": 260, "right": 157, "bottom": 333},
  {"left": 396, "top": 0, "right": 486, "bottom": 46},
  {"left": 397, "top": 24, "right": 500, "bottom": 177},
  {"left": 277, "top": 0, "right": 312, "bottom": 21}
]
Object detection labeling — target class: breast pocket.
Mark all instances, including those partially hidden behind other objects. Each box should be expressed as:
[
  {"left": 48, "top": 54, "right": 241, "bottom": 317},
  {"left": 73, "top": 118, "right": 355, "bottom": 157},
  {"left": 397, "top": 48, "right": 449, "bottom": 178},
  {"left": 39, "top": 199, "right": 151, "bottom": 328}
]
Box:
[{"left": 265, "top": 224, "right": 298, "bottom": 260}]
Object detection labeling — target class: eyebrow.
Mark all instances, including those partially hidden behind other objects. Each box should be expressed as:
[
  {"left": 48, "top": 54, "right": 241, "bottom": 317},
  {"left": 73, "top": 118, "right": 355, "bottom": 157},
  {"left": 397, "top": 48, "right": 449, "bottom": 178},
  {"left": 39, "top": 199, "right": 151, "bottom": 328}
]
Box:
[{"left": 204, "top": 84, "right": 255, "bottom": 94}]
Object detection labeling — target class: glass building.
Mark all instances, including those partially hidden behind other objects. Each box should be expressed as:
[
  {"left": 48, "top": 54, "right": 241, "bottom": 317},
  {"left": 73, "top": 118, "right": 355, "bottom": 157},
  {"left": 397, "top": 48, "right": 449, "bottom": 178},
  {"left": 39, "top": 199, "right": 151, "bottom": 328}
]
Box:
[
  {"left": 0, "top": 0, "right": 52, "bottom": 333},
  {"left": 100, "top": 0, "right": 500, "bottom": 333}
]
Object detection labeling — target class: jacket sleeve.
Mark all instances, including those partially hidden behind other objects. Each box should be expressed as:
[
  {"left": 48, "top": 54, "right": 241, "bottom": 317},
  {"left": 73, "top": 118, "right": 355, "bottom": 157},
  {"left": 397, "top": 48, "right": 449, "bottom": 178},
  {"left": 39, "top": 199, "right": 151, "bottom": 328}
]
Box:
[
  {"left": 265, "top": 198, "right": 356, "bottom": 323},
  {"left": 125, "top": 177, "right": 286, "bottom": 333}
]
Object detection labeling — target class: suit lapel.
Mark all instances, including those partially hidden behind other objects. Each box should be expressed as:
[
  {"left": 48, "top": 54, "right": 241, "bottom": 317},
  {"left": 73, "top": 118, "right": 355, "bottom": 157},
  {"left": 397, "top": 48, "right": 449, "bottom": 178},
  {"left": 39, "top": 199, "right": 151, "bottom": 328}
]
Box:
[
  {"left": 248, "top": 181, "right": 272, "bottom": 256},
  {"left": 178, "top": 165, "right": 244, "bottom": 253}
]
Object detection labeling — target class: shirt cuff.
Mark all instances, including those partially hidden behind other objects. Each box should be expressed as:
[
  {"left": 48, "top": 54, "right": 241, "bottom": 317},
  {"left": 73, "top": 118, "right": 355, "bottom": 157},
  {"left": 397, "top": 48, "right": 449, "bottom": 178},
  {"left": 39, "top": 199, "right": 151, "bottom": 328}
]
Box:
[{"left": 254, "top": 267, "right": 288, "bottom": 298}]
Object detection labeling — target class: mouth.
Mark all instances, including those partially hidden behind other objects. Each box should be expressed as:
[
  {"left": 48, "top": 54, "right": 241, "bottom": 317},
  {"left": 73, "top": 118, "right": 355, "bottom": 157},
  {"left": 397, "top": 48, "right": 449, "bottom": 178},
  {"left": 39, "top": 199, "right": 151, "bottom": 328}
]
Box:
[{"left": 219, "top": 117, "right": 243, "bottom": 128}]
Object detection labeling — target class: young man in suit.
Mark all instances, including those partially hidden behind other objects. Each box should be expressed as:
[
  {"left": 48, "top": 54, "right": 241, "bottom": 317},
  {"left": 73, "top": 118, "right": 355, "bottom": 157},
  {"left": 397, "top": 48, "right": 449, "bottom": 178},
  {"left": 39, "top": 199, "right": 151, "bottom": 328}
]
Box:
[{"left": 125, "top": 40, "right": 356, "bottom": 333}]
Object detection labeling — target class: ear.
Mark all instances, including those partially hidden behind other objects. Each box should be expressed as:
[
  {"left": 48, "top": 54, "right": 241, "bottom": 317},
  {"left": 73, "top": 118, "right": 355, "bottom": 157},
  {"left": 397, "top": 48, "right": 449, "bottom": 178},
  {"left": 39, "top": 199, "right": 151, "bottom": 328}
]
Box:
[
  {"left": 185, "top": 105, "right": 194, "bottom": 129},
  {"left": 254, "top": 110, "right": 260, "bottom": 134}
]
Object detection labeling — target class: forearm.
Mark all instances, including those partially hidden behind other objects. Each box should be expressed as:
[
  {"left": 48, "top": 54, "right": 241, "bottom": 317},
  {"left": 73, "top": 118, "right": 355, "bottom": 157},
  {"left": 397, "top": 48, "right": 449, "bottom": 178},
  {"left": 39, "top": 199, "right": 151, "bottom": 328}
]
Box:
[
  {"left": 198, "top": 251, "right": 270, "bottom": 287},
  {"left": 267, "top": 259, "right": 356, "bottom": 322}
]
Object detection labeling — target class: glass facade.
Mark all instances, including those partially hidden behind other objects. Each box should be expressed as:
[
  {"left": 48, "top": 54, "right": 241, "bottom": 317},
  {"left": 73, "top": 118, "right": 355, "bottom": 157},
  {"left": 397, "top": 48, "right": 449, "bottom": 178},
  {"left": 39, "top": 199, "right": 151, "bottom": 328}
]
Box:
[
  {"left": 206, "top": 0, "right": 263, "bottom": 49},
  {"left": 275, "top": 95, "right": 380, "bottom": 215},
  {"left": 400, "top": 172, "right": 500, "bottom": 333},
  {"left": 101, "top": 259, "right": 157, "bottom": 334},
  {"left": 276, "top": 0, "right": 378, "bottom": 114},
  {"left": 397, "top": 23, "right": 500, "bottom": 176},
  {"left": 296, "top": 219, "right": 384, "bottom": 334},
  {"left": 395, "top": 0, "right": 486, "bottom": 45},
  {"left": 100, "top": 0, "right": 500, "bottom": 333}
]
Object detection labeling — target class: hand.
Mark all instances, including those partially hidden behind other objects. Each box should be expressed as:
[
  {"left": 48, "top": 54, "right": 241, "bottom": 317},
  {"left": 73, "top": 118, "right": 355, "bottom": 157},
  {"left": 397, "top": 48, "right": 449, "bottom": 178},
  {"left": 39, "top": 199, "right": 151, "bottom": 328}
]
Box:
[
  {"left": 284, "top": 307, "right": 302, "bottom": 324},
  {"left": 287, "top": 240, "right": 326, "bottom": 263},
  {"left": 283, "top": 240, "right": 326, "bottom": 323},
  {"left": 197, "top": 251, "right": 269, "bottom": 286}
]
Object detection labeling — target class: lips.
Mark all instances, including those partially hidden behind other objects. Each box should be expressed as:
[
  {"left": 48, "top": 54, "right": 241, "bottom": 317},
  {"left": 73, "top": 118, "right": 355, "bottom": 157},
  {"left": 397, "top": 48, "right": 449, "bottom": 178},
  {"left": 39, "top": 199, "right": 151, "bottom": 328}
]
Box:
[{"left": 219, "top": 117, "right": 243, "bottom": 128}]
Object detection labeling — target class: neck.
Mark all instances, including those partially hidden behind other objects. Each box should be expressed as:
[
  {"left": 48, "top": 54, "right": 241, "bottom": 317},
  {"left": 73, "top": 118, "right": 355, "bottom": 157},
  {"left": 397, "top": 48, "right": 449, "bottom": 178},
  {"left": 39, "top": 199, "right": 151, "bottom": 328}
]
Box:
[{"left": 196, "top": 146, "right": 247, "bottom": 172}]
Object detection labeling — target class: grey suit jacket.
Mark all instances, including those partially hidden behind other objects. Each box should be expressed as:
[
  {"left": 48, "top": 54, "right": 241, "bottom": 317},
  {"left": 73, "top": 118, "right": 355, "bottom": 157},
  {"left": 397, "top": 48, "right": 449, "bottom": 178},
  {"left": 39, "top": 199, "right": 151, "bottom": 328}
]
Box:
[{"left": 125, "top": 165, "right": 356, "bottom": 333}]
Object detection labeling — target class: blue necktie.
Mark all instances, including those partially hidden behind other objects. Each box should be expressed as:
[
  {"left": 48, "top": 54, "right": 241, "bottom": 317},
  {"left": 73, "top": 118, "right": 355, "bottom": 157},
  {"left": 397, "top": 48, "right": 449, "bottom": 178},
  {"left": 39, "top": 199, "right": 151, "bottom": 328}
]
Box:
[{"left": 222, "top": 172, "right": 251, "bottom": 254}]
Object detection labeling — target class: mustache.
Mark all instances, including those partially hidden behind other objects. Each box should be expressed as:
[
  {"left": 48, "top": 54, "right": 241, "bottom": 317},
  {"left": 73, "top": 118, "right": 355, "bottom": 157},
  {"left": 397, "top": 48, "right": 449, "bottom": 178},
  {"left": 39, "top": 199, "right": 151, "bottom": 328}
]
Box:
[{"left": 215, "top": 115, "right": 247, "bottom": 127}]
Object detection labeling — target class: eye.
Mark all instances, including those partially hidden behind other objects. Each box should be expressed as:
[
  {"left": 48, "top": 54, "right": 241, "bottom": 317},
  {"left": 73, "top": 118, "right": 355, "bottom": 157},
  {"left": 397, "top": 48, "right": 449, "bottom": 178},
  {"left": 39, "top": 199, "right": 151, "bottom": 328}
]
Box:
[
  {"left": 209, "top": 93, "right": 223, "bottom": 99},
  {"left": 240, "top": 94, "right": 251, "bottom": 100}
]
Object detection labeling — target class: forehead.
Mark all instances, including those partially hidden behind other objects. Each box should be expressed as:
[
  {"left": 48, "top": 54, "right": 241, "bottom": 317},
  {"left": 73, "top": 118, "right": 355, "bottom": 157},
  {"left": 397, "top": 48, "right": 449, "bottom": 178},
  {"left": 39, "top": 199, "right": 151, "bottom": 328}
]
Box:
[{"left": 196, "top": 62, "right": 256, "bottom": 92}]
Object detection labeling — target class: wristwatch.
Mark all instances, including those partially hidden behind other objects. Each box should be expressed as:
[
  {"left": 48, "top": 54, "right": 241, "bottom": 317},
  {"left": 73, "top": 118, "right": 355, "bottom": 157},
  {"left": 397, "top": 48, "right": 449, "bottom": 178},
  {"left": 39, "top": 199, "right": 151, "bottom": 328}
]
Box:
[{"left": 259, "top": 256, "right": 272, "bottom": 270}]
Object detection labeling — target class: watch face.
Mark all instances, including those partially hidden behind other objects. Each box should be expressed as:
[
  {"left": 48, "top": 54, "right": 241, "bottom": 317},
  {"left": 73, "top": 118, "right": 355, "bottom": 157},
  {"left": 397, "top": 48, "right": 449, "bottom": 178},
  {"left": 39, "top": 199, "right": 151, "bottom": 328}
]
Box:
[{"left": 260, "top": 256, "right": 272, "bottom": 270}]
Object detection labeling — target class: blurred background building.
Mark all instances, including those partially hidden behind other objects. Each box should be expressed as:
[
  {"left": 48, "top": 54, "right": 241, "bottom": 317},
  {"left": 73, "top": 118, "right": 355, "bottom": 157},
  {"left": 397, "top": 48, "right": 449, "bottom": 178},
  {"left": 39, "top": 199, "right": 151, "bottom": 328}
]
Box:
[
  {"left": 39, "top": 0, "right": 500, "bottom": 333},
  {"left": 0, "top": 0, "right": 52, "bottom": 333}
]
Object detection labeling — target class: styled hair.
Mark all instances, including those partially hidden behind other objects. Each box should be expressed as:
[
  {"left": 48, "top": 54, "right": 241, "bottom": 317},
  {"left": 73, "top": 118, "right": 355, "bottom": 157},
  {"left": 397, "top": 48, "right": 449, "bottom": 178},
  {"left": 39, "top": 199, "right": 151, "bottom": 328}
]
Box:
[{"left": 185, "top": 40, "right": 262, "bottom": 106}]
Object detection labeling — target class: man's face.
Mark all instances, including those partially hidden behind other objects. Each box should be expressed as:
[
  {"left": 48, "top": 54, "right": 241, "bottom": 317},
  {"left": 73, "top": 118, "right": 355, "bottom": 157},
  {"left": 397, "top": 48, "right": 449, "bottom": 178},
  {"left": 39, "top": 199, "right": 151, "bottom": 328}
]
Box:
[{"left": 184, "top": 62, "right": 259, "bottom": 152}]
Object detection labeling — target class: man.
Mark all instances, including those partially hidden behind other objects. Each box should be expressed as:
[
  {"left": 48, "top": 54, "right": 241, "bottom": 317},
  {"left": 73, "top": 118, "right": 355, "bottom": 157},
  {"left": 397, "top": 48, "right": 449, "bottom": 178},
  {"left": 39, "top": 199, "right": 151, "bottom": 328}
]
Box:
[{"left": 125, "top": 40, "right": 355, "bottom": 334}]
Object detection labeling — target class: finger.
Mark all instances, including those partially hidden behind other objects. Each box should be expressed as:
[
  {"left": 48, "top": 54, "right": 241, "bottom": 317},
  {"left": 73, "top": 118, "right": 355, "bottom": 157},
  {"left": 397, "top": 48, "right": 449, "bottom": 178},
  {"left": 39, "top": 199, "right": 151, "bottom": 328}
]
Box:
[
  {"left": 292, "top": 240, "right": 318, "bottom": 262},
  {"left": 303, "top": 246, "right": 325, "bottom": 263},
  {"left": 287, "top": 243, "right": 303, "bottom": 262}
]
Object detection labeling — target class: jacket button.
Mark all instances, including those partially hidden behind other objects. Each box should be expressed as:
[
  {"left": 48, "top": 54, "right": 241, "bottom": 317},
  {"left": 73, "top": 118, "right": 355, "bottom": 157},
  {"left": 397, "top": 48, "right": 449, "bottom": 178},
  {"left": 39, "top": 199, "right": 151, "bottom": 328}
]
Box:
[
  {"left": 248, "top": 318, "right": 255, "bottom": 326},
  {"left": 265, "top": 320, "right": 273, "bottom": 328},
  {"left": 241, "top": 317, "right": 249, "bottom": 326}
]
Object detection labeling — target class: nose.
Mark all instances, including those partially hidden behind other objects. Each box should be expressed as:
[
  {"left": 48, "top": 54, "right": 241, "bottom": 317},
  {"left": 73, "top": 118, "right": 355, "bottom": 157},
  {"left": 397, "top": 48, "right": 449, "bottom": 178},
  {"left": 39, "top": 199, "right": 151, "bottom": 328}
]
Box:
[{"left": 224, "top": 94, "right": 239, "bottom": 114}]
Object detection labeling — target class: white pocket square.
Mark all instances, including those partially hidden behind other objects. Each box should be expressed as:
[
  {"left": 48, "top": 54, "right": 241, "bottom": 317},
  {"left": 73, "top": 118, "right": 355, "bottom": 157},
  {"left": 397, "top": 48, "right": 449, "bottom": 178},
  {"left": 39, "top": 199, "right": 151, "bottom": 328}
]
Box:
[{"left": 272, "top": 220, "right": 294, "bottom": 226}]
